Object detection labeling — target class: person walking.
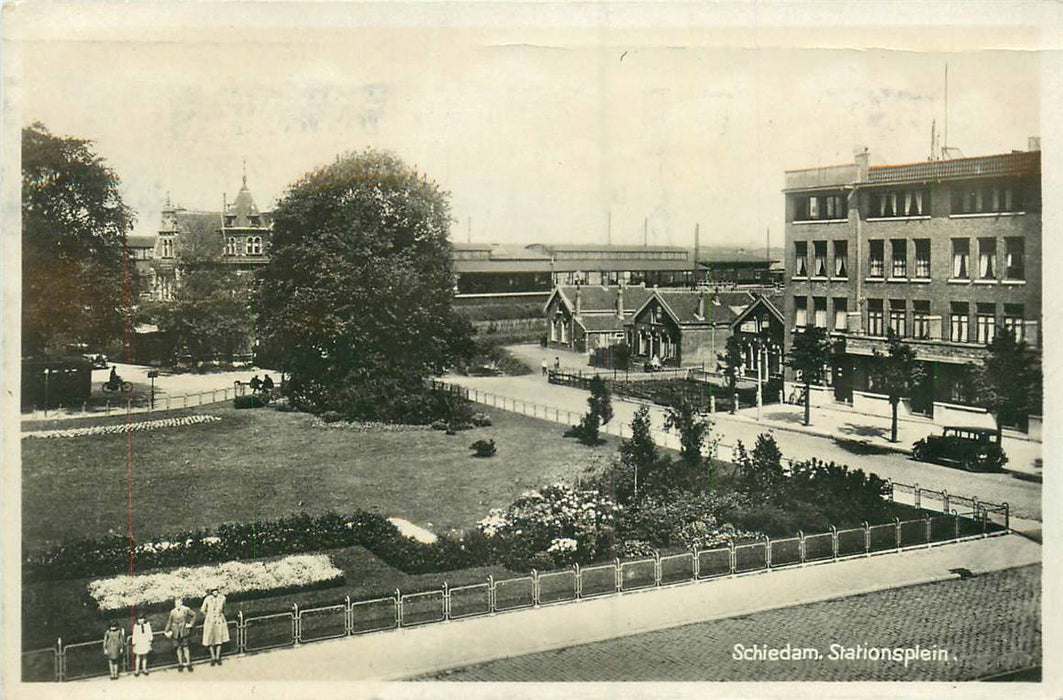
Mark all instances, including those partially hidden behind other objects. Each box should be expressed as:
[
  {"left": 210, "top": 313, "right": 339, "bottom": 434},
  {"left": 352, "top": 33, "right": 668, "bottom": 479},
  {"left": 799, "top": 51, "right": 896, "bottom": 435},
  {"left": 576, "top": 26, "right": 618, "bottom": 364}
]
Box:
[
  {"left": 540, "top": 359, "right": 548, "bottom": 376},
  {"left": 102, "top": 621, "right": 125, "bottom": 680},
  {"left": 164, "top": 598, "right": 196, "bottom": 672},
  {"left": 131, "top": 613, "right": 153, "bottom": 676},
  {"left": 200, "top": 588, "right": 230, "bottom": 666}
]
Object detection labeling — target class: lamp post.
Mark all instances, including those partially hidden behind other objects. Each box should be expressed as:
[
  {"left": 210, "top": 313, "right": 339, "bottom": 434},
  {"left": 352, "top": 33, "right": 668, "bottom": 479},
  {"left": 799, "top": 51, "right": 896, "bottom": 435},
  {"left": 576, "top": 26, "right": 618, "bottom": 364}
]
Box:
[
  {"left": 43, "top": 367, "right": 50, "bottom": 417},
  {"left": 147, "top": 369, "right": 159, "bottom": 409}
]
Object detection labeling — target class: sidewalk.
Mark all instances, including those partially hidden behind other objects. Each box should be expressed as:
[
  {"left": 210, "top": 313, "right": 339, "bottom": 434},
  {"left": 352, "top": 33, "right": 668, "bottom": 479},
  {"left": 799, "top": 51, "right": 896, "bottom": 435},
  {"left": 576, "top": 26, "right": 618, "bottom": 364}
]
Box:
[
  {"left": 731, "top": 402, "right": 1042, "bottom": 480},
  {"left": 91, "top": 534, "right": 1040, "bottom": 683}
]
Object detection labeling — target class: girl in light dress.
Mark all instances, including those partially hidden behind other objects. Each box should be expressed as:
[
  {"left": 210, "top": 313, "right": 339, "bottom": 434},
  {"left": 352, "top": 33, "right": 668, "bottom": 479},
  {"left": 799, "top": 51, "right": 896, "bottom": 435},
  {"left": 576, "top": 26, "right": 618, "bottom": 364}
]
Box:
[
  {"left": 200, "top": 588, "right": 230, "bottom": 666},
  {"left": 131, "top": 612, "right": 153, "bottom": 676}
]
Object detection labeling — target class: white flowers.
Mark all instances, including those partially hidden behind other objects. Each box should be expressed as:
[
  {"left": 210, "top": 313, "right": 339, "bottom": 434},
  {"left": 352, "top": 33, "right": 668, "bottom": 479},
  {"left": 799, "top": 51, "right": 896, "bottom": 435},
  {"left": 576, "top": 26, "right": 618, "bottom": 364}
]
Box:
[
  {"left": 24, "top": 414, "right": 222, "bottom": 440},
  {"left": 477, "top": 510, "right": 509, "bottom": 538},
  {"left": 87, "top": 554, "right": 342, "bottom": 611},
  {"left": 547, "top": 538, "right": 578, "bottom": 554}
]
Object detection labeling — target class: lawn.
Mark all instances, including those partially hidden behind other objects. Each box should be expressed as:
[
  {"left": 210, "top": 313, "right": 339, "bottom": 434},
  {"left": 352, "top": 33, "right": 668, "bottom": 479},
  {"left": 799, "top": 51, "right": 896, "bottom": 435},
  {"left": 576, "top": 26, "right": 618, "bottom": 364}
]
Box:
[{"left": 22, "top": 403, "right": 618, "bottom": 552}]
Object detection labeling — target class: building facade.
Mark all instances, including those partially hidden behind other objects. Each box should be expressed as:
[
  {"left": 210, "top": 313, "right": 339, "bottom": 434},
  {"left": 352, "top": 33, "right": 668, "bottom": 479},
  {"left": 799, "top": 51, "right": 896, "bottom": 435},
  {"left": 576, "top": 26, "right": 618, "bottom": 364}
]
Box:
[
  {"left": 783, "top": 145, "right": 1041, "bottom": 420},
  {"left": 544, "top": 284, "right": 653, "bottom": 353},
  {"left": 627, "top": 289, "right": 752, "bottom": 368}
]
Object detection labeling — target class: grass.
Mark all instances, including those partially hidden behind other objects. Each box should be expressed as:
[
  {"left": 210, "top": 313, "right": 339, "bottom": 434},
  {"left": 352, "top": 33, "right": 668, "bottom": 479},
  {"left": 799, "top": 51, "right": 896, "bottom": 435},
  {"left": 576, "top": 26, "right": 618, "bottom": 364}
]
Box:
[{"left": 22, "top": 404, "right": 617, "bottom": 552}]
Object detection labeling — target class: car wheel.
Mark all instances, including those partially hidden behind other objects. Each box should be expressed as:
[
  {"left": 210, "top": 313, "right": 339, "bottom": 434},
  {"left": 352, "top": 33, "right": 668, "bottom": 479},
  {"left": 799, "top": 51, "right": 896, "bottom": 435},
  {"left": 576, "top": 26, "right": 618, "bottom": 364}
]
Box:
[
  {"left": 911, "top": 445, "right": 925, "bottom": 462},
  {"left": 962, "top": 457, "right": 975, "bottom": 472}
]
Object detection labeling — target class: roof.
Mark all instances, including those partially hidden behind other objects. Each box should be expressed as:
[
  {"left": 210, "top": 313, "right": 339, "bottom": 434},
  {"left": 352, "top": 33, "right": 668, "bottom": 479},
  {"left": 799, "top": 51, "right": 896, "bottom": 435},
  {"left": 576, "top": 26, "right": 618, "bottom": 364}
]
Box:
[
  {"left": 225, "top": 175, "right": 263, "bottom": 226},
  {"left": 551, "top": 285, "right": 654, "bottom": 314},
  {"left": 576, "top": 315, "right": 630, "bottom": 333},
  {"left": 174, "top": 211, "right": 224, "bottom": 235},
  {"left": 730, "top": 292, "right": 785, "bottom": 329},
  {"left": 635, "top": 289, "right": 752, "bottom": 326},
  {"left": 529, "top": 243, "right": 690, "bottom": 253},
  {"left": 125, "top": 234, "right": 157, "bottom": 248},
  {"left": 454, "top": 259, "right": 552, "bottom": 274},
  {"left": 699, "top": 252, "right": 779, "bottom": 266},
  {"left": 550, "top": 259, "right": 695, "bottom": 273},
  {"left": 868, "top": 151, "right": 1040, "bottom": 185}
]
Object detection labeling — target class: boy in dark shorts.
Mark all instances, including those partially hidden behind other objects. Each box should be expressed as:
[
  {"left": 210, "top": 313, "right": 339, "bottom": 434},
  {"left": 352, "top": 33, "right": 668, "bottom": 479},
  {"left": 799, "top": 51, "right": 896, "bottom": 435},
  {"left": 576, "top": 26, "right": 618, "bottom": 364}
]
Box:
[{"left": 164, "top": 598, "right": 196, "bottom": 672}]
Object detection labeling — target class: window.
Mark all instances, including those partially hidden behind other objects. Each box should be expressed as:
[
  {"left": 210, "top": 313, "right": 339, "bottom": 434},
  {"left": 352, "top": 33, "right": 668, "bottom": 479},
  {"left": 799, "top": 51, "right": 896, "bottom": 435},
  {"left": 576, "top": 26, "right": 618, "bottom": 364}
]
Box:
[
  {"left": 794, "top": 296, "right": 807, "bottom": 327},
  {"left": 794, "top": 191, "right": 846, "bottom": 221},
  {"left": 867, "top": 299, "right": 884, "bottom": 336},
  {"left": 868, "top": 240, "right": 884, "bottom": 278},
  {"left": 914, "top": 239, "right": 931, "bottom": 278},
  {"left": 1005, "top": 238, "right": 1025, "bottom": 280},
  {"left": 871, "top": 187, "right": 928, "bottom": 217},
  {"left": 249, "top": 216, "right": 261, "bottom": 226},
  {"left": 976, "top": 303, "right": 995, "bottom": 344},
  {"left": 813, "top": 297, "right": 827, "bottom": 328},
  {"left": 794, "top": 242, "right": 808, "bottom": 277},
  {"left": 246, "top": 236, "right": 262, "bottom": 255},
  {"left": 978, "top": 238, "right": 996, "bottom": 279},
  {"left": 891, "top": 240, "right": 907, "bottom": 278},
  {"left": 912, "top": 300, "right": 931, "bottom": 339},
  {"left": 833, "top": 240, "right": 848, "bottom": 278},
  {"left": 952, "top": 180, "right": 1022, "bottom": 214},
  {"left": 950, "top": 302, "right": 969, "bottom": 343},
  {"left": 951, "top": 239, "right": 970, "bottom": 279},
  {"left": 161, "top": 238, "right": 173, "bottom": 258},
  {"left": 225, "top": 216, "right": 236, "bottom": 227},
  {"left": 889, "top": 300, "right": 906, "bottom": 337},
  {"left": 813, "top": 241, "right": 828, "bottom": 277},
  {"left": 1003, "top": 303, "right": 1024, "bottom": 340},
  {"left": 225, "top": 237, "right": 237, "bottom": 256},
  {"left": 833, "top": 298, "right": 848, "bottom": 331}
]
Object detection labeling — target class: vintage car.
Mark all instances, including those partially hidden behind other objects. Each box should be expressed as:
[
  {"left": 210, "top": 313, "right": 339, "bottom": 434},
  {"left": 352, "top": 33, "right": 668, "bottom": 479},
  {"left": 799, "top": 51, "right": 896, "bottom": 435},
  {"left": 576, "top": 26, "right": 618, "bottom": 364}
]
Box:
[{"left": 911, "top": 426, "right": 1008, "bottom": 472}]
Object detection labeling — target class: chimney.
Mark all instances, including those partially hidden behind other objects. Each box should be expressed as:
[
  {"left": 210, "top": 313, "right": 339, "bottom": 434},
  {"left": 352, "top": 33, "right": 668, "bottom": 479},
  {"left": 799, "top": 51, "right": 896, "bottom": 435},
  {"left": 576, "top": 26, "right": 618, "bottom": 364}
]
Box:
[
  {"left": 854, "top": 146, "right": 869, "bottom": 183},
  {"left": 1028, "top": 136, "right": 1041, "bottom": 152},
  {"left": 575, "top": 284, "right": 582, "bottom": 316},
  {"left": 616, "top": 285, "right": 624, "bottom": 320}
]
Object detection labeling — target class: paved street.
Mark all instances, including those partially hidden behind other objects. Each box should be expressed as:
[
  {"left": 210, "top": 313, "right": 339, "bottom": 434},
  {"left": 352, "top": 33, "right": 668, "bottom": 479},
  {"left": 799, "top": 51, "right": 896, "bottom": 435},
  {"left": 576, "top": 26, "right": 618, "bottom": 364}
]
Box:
[
  {"left": 443, "top": 369, "right": 1043, "bottom": 521},
  {"left": 420, "top": 563, "right": 1041, "bottom": 682}
]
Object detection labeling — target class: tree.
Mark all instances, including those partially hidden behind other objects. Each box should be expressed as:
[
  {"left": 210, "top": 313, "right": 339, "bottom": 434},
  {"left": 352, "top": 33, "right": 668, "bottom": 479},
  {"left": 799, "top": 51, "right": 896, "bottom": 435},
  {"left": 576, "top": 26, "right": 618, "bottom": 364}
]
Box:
[
  {"left": 869, "top": 329, "right": 922, "bottom": 443},
  {"left": 734, "top": 433, "right": 785, "bottom": 494},
  {"left": 787, "top": 326, "right": 832, "bottom": 427},
  {"left": 142, "top": 216, "right": 253, "bottom": 364},
  {"left": 253, "top": 149, "right": 475, "bottom": 422},
  {"left": 22, "top": 123, "right": 136, "bottom": 357},
  {"left": 972, "top": 327, "right": 1042, "bottom": 442},
  {"left": 717, "top": 334, "right": 744, "bottom": 414},
  {"left": 619, "top": 405, "right": 658, "bottom": 498},
  {"left": 664, "top": 396, "right": 716, "bottom": 491},
  {"left": 588, "top": 375, "right": 613, "bottom": 425}
]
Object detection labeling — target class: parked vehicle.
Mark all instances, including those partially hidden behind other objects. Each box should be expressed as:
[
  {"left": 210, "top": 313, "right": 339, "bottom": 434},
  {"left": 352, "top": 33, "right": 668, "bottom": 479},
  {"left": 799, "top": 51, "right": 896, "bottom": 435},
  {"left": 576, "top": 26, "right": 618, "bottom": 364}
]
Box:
[{"left": 911, "top": 426, "right": 1008, "bottom": 472}]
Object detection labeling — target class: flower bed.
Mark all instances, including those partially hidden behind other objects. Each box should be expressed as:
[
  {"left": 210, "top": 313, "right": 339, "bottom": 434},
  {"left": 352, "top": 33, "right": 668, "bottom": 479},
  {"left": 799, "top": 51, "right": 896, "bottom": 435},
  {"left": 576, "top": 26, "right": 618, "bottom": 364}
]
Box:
[
  {"left": 22, "top": 414, "right": 222, "bottom": 440},
  {"left": 87, "top": 554, "right": 344, "bottom": 612}
]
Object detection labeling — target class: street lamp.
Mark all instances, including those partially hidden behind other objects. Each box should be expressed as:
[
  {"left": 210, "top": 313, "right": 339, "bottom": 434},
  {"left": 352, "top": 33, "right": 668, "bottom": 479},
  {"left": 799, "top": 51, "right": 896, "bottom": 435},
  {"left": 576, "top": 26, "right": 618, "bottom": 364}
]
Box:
[{"left": 147, "top": 369, "right": 159, "bottom": 409}]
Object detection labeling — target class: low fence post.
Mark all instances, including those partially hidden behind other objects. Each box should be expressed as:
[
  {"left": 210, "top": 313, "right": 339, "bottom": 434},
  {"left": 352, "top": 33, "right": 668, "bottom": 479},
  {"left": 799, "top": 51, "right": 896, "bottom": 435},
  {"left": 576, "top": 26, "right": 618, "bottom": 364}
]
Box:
[
  {"left": 942, "top": 490, "right": 950, "bottom": 514},
  {"left": 914, "top": 485, "right": 921, "bottom": 509},
  {"left": 614, "top": 558, "right": 622, "bottom": 593},
  {"left": 924, "top": 516, "right": 933, "bottom": 547},
  {"left": 487, "top": 575, "right": 496, "bottom": 614},
  {"left": 56, "top": 636, "right": 64, "bottom": 683},
  {"left": 237, "top": 611, "right": 246, "bottom": 655},
  {"left": 764, "top": 535, "right": 772, "bottom": 569},
  {"left": 395, "top": 589, "right": 403, "bottom": 628},
  {"left": 798, "top": 530, "right": 806, "bottom": 564},
  {"left": 886, "top": 479, "right": 894, "bottom": 501},
  {"left": 728, "top": 541, "right": 737, "bottom": 575},
  {"left": 654, "top": 550, "right": 662, "bottom": 586},
  {"left": 981, "top": 507, "right": 988, "bottom": 538},
  {"left": 292, "top": 603, "right": 300, "bottom": 646},
  {"left": 830, "top": 525, "right": 838, "bottom": 561},
  {"left": 344, "top": 596, "right": 352, "bottom": 636},
  {"left": 574, "top": 563, "right": 582, "bottom": 599},
  {"left": 531, "top": 570, "right": 540, "bottom": 607},
  {"left": 953, "top": 509, "right": 960, "bottom": 540},
  {"left": 894, "top": 517, "right": 902, "bottom": 551},
  {"left": 1004, "top": 502, "right": 1010, "bottom": 531},
  {"left": 863, "top": 521, "right": 871, "bottom": 556},
  {"left": 442, "top": 582, "right": 451, "bottom": 621},
  {"left": 692, "top": 547, "right": 700, "bottom": 579}
]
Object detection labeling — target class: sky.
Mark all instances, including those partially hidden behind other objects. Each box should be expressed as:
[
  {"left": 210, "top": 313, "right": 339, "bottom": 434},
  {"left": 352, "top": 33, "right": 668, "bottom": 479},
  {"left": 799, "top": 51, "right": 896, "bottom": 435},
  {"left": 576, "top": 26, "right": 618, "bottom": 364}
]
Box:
[{"left": 13, "top": 9, "right": 1044, "bottom": 251}]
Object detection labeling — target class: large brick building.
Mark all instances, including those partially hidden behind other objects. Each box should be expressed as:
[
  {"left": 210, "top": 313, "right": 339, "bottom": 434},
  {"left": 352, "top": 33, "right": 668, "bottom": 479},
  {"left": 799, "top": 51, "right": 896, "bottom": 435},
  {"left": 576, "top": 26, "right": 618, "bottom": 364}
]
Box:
[{"left": 783, "top": 143, "right": 1041, "bottom": 424}]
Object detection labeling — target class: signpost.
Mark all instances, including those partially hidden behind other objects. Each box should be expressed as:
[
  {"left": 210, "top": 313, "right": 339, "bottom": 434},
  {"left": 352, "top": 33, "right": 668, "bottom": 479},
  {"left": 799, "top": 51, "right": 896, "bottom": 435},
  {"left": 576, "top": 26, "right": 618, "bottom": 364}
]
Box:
[{"left": 147, "top": 369, "right": 159, "bottom": 409}]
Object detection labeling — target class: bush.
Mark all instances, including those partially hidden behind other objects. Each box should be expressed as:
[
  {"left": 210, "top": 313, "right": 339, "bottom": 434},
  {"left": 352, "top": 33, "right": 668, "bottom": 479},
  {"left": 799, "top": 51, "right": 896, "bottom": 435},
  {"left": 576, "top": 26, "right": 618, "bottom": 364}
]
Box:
[
  {"left": 470, "top": 439, "right": 497, "bottom": 457},
  {"left": 430, "top": 419, "right": 448, "bottom": 431},
  {"left": 320, "top": 410, "right": 344, "bottom": 423},
  {"left": 233, "top": 394, "right": 269, "bottom": 409},
  {"left": 470, "top": 412, "right": 492, "bottom": 427}
]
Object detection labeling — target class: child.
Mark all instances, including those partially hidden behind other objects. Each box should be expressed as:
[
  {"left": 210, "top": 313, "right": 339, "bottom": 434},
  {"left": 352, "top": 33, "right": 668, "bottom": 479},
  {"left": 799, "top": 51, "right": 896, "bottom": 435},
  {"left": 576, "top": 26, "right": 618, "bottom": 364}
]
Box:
[
  {"left": 131, "top": 612, "right": 153, "bottom": 676},
  {"left": 102, "top": 621, "right": 125, "bottom": 680}
]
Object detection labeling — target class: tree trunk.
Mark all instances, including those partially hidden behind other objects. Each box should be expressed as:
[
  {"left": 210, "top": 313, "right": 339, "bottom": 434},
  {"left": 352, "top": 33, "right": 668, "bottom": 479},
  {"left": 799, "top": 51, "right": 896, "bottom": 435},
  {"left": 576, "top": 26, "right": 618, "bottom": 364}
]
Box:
[
  {"left": 890, "top": 397, "right": 899, "bottom": 443},
  {"left": 803, "top": 381, "right": 811, "bottom": 426}
]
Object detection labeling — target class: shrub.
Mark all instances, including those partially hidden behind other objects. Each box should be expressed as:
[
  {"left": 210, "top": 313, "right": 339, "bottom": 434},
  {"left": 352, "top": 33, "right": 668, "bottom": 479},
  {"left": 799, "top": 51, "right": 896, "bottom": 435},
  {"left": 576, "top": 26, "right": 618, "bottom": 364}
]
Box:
[
  {"left": 233, "top": 394, "right": 268, "bottom": 409},
  {"left": 320, "top": 410, "right": 344, "bottom": 423},
  {"left": 470, "top": 412, "right": 492, "bottom": 427},
  {"left": 430, "top": 419, "right": 448, "bottom": 431},
  {"left": 470, "top": 439, "right": 497, "bottom": 457}
]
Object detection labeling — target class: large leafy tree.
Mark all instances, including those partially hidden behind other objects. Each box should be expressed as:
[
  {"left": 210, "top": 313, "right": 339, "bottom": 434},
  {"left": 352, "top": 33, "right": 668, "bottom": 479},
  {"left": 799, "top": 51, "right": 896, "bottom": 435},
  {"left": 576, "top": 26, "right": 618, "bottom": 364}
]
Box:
[
  {"left": 141, "top": 216, "right": 253, "bottom": 364},
  {"left": 253, "top": 149, "right": 474, "bottom": 422},
  {"left": 787, "top": 326, "right": 832, "bottom": 427},
  {"left": 869, "top": 329, "right": 923, "bottom": 443},
  {"left": 22, "top": 123, "right": 136, "bottom": 357},
  {"left": 972, "top": 327, "right": 1042, "bottom": 441}
]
